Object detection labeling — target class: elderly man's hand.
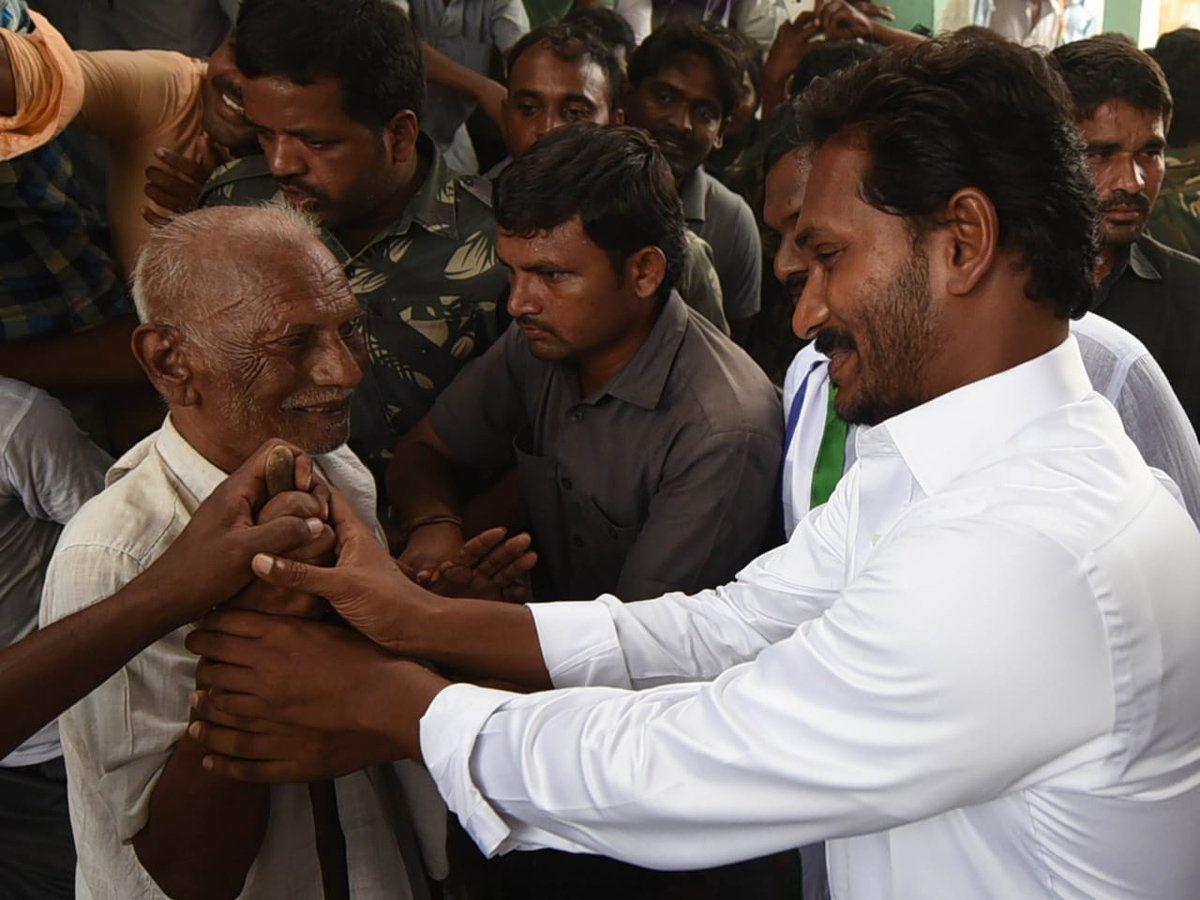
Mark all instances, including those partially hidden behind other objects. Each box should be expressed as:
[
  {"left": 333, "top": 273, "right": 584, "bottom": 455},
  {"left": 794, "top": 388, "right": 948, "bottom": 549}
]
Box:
[
  {"left": 425, "top": 527, "right": 538, "bottom": 602},
  {"left": 141, "top": 440, "right": 328, "bottom": 626},
  {"left": 185, "top": 698, "right": 406, "bottom": 783},
  {"left": 186, "top": 611, "right": 450, "bottom": 762},
  {"left": 226, "top": 482, "right": 337, "bottom": 619},
  {"left": 250, "top": 486, "right": 441, "bottom": 652}
]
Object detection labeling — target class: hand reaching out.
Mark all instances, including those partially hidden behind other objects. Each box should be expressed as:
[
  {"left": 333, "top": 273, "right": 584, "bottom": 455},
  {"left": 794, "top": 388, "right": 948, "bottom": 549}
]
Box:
[{"left": 425, "top": 527, "right": 537, "bottom": 602}]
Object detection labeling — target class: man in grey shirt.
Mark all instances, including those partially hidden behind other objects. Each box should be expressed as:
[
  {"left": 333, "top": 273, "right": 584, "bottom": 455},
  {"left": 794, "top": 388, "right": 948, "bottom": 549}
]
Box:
[
  {"left": 389, "top": 124, "right": 782, "bottom": 612},
  {"left": 624, "top": 21, "right": 763, "bottom": 340},
  {"left": 0, "top": 375, "right": 110, "bottom": 897}
]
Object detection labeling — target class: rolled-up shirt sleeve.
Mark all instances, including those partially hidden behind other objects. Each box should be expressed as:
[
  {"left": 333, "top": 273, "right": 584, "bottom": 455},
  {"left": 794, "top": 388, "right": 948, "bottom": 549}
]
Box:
[
  {"left": 422, "top": 518, "right": 1114, "bottom": 868},
  {"left": 0, "top": 12, "right": 83, "bottom": 157}
]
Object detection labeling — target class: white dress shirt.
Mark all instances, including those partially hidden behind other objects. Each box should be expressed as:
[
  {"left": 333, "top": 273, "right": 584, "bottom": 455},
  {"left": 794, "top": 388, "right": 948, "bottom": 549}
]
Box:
[
  {"left": 41, "top": 418, "right": 426, "bottom": 900},
  {"left": 421, "top": 336, "right": 1200, "bottom": 898},
  {"left": 0, "top": 377, "right": 110, "bottom": 767},
  {"left": 782, "top": 312, "right": 1200, "bottom": 534}
]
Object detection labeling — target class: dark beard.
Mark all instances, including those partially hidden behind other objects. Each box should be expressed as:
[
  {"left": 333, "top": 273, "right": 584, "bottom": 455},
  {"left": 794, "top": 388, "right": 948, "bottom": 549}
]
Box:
[{"left": 835, "top": 248, "right": 941, "bottom": 426}]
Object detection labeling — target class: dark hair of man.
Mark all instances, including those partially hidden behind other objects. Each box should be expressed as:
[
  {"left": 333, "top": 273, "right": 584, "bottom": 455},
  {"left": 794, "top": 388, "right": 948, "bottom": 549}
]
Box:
[
  {"left": 1150, "top": 28, "right": 1200, "bottom": 146},
  {"left": 1050, "top": 35, "right": 1172, "bottom": 129},
  {"left": 946, "top": 24, "right": 1006, "bottom": 44},
  {"left": 706, "top": 23, "right": 764, "bottom": 104},
  {"left": 494, "top": 123, "right": 685, "bottom": 299},
  {"left": 506, "top": 23, "right": 624, "bottom": 111},
  {"left": 562, "top": 5, "right": 636, "bottom": 61},
  {"left": 788, "top": 40, "right": 880, "bottom": 98},
  {"left": 234, "top": 0, "right": 425, "bottom": 128},
  {"left": 627, "top": 20, "right": 743, "bottom": 119},
  {"left": 764, "top": 40, "right": 1099, "bottom": 318}
]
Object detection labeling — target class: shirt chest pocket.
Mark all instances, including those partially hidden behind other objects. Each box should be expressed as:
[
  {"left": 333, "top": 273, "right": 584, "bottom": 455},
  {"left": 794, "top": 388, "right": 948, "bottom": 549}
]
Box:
[{"left": 568, "top": 493, "right": 642, "bottom": 591}]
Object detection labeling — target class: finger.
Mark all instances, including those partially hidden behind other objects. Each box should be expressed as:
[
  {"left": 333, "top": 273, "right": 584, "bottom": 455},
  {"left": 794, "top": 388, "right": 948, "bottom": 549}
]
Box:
[
  {"left": 453, "top": 527, "right": 507, "bottom": 568},
  {"left": 196, "top": 607, "right": 280, "bottom": 639},
  {"left": 294, "top": 453, "right": 314, "bottom": 493},
  {"left": 143, "top": 163, "right": 200, "bottom": 198},
  {"left": 189, "top": 694, "right": 281, "bottom": 733},
  {"left": 143, "top": 181, "right": 197, "bottom": 214},
  {"left": 476, "top": 533, "right": 533, "bottom": 580},
  {"left": 200, "top": 754, "right": 302, "bottom": 783},
  {"left": 188, "top": 720, "right": 284, "bottom": 761},
  {"left": 193, "top": 687, "right": 272, "bottom": 721},
  {"left": 154, "top": 146, "right": 209, "bottom": 181},
  {"left": 239, "top": 515, "right": 327, "bottom": 562},
  {"left": 324, "top": 485, "right": 383, "bottom": 550},
  {"left": 227, "top": 587, "right": 328, "bottom": 619},
  {"left": 501, "top": 583, "right": 529, "bottom": 604},
  {"left": 494, "top": 550, "right": 538, "bottom": 587},
  {"left": 258, "top": 490, "right": 324, "bottom": 524},
  {"left": 264, "top": 445, "right": 296, "bottom": 497},
  {"left": 213, "top": 440, "right": 307, "bottom": 518},
  {"left": 194, "top": 659, "right": 259, "bottom": 695},
  {"left": 185, "top": 628, "right": 261, "bottom": 664},
  {"left": 250, "top": 553, "right": 337, "bottom": 596},
  {"left": 309, "top": 480, "right": 331, "bottom": 520},
  {"left": 142, "top": 206, "right": 174, "bottom": 228}
]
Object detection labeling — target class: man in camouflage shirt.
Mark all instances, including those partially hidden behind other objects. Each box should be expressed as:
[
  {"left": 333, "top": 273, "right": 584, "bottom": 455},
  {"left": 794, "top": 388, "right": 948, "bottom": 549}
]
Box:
[
  {"left": 198, "top": 0, "right": 507, "bottom": 494},
  {"left": 1149, "top": 145, "right": 1200, "bottom": 259}
]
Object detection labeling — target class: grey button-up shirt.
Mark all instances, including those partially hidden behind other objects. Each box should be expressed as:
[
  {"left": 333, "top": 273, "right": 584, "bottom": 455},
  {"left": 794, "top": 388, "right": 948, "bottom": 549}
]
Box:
[
  {"left": 680, "top": 165, "right": 762, "bottom": 322},
  {"left": 429, "top": 291, "right": 782, "bottom": 601},
  {"left": 407, "top": 0, "right": 529, "bottom": 148}
]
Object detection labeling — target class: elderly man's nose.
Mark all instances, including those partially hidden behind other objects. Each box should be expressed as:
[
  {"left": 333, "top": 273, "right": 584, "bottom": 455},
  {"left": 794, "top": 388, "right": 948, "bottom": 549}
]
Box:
[{"left": 312, "top": 339, "right": 361, "bottom": 387}]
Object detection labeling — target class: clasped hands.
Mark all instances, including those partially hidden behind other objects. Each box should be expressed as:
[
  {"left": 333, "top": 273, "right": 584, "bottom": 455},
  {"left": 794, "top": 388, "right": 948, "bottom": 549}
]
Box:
[{"left": 181, "top": 443, "right": 536, "bottom": 783}]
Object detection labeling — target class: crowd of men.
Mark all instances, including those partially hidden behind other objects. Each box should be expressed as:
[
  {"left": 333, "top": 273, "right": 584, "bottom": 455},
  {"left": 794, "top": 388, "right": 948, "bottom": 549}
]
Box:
[{"left": 1, "top": 0, "right": 1199, "bottom": 897}]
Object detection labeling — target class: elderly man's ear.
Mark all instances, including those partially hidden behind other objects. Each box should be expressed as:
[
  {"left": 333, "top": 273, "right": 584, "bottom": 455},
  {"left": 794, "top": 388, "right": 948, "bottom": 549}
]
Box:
[{"left": 132, "top": 324, "right": 200, "bottom": 406}]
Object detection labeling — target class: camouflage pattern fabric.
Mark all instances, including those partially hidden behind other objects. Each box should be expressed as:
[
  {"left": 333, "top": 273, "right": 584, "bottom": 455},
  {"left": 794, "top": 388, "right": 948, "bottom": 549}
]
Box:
[
  {"left": 198, "top": 137, "right": 509, "bottom": 493},
  {"left": 1148, "top": 145, "right": 1200, "bottom": 261}
]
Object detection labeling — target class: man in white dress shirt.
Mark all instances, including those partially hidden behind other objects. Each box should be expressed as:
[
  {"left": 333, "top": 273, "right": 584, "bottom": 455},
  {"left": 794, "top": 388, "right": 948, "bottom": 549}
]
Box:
[
  {"left": 40, "top": 206, "right": 434, "bottom": 899},
  {"left": 186, "top": 39, "right": 1200, "bottom": 898}
]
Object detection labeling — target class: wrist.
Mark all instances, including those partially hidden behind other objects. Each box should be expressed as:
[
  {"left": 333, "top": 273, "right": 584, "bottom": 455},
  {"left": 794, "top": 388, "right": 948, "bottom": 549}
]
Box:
[
  {"left": 373, "top": 658, "right": 451, "bottom": 762},
  {"left": 401, "top": 514, "right": 463, "bottom": 546}
]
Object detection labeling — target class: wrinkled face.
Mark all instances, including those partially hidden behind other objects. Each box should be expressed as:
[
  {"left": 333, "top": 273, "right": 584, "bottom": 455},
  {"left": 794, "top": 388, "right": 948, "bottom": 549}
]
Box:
[
  {"left": 625, "top": 54, "right": 726, "bottom": 181},
  {"left": 503, "top": 44, "right": 615, "bottom": 159},
  {"left": 499, "top": 217, "right": 645, "bottom": 364},
  {"left": 190, "top": 245, "right": 366, "bottom": 456},
  {"left": 201, "top": 37, "right": 256, "bottom": 153},
  {"left": 242, "top": 75, "right": 404, "bottom": 234},
  {"left": 1078, "top": 99, "right": 1167, "bottom": 250},
  {"left": 765, "top": 144, "right": 943, "bottom": 425}
]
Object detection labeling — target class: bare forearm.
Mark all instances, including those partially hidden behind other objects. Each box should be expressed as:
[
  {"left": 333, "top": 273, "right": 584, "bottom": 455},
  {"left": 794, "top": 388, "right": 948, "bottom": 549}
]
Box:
[
  {"left": 135, "top": 737, "right": 269, "bottom": 900},
  {"left": 0, "top": 573, "right": 190, "bottom": 760},
  {"left": 386, "top": 437, "right": 464, "bottom": 524},
  {"left": 0, "top": 315, "right": 146, "bottom": 389},
  {"left": 421, "top": 43, "right": 506, "bottom": 127},
  {"left": 402, "top": 593, "right": 551, "bottom": 691},
  {"left": 869, "top": 20, "right": 926, "bottom": 47}
]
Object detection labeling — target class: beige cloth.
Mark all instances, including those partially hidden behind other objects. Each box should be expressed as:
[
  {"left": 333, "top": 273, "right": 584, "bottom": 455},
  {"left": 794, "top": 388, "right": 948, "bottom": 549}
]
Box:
[
  {"left": 0, "top": 12, "right": 210, "bottom": 273},
  {"left": 40, "top": 418, "right": 436, "bottom": 899}
]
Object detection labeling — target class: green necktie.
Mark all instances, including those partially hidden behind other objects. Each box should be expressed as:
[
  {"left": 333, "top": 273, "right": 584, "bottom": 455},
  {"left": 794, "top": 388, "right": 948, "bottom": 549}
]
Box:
[{"left": 809, "top": 386, "right": 849, "bottom": 508}]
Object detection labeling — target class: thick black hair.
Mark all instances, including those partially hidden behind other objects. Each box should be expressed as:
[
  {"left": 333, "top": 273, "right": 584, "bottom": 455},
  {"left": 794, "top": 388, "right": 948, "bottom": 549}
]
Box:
[
  {"left": 1051, "top": 35, "right": 1173, "bottom": 128},
  {"left": 1150, "top": 28, "right": 1200, "bottom": 146},
  {"left": 789, "top": 39, "right": 880, "bottom": 98},
  {"left": 706, "top": 23, "right": 764, "bottom": 105},
  {"left": 506, "top": 23, "right": 624, "bottom": 111},
  {"left": 494, "top": 123, "right": 685, "bottom": 298},
  {"left": 562, "top": 6, "right": 636, "bottom": 62},
  {"left": 764, "top": 39, "right": 1099, "bottom": 319},
  {"left": 235, "top": 0, "right": 425, "bottom": 128},
  {"left": 627, "top": 20, "right": 742, "bottom": 119}
]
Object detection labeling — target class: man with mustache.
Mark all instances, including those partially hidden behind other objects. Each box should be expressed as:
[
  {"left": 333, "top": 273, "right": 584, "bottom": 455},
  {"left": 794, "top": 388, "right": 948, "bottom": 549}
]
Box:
[
  {"left": 1052, "top": 36, "right": 1200, "bottom": 431},
  {"left": 623, "top": 21, "right": 763, "bottom": 342},
  {"left": 39, "top": 205, "right": 440, "bottom": 899},
  {"left": 187, "top": 39, "right": 1200, "bottom": 898},
  {"left": 199, "top": 0, "right": 508, "bottom": 503}
]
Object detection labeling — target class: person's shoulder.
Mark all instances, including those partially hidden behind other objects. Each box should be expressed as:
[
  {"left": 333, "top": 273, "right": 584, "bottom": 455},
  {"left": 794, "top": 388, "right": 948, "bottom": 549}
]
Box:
[
  {"left": 446, "top": 170, "right": 497, "bottom": 236},
  {"left": 51, "top": 432, "right": 183, "bottom": 573},
  {"left": 1141, "top": 234, "right": 1200, "bottom": 282},
  {"left": 1071, "top": 313, "right": 1151, "bottom": 368},
  {"left": 671, "top": 307, "right": 781, "bottom": 435},
  {"left": 702, "top": 169, "right": 755, "bottom": 223},
  {"left": 199, "top": 154, "right": 278, "bottom": 206}
]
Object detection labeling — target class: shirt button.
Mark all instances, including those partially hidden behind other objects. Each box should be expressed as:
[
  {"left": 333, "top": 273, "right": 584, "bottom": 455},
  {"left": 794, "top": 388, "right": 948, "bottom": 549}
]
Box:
[
  {"left": 571, "top": 410, "right": 584, "bottom": 423},
  {"left": 571, "top": 533, "right": 584, "bottom": 548},
  {"left": 560, "top": 477, "right": 573, "bottom": 491}
]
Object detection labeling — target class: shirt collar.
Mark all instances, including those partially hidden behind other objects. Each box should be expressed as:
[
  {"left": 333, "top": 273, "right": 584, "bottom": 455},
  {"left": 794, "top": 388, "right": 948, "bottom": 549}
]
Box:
[
  {"left": 153, "top": 416, "right": 230, "bottom": 513},
  {"left": 679, "top": 168, "right": 708, "bottom": 224},
  {"left": 591, "top": 291, "right": 690, "bottom": 410},
  {"left": 386, "top": 134, "right": 460, "bottom": 242},
  {"left": 857, "top": 334, "right": 1093, "bottom": 497},
  {"left": 1127, "top": 238, "right": 1163, "bottom": 281}
]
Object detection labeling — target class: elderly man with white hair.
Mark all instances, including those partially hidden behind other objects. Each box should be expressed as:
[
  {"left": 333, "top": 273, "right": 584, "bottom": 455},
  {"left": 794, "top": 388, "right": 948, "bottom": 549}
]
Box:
[{"left": 39, "top": 204, "right": 439, "bottom": 900}]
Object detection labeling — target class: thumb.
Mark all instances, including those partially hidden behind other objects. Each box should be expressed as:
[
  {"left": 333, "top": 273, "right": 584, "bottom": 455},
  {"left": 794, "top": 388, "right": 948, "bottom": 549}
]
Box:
[
  {"left": 242, "top": 515, "right": 325, "bottom": 559},
  {"left": 250, "top": 553, "right": 337, "bottom": 597}
]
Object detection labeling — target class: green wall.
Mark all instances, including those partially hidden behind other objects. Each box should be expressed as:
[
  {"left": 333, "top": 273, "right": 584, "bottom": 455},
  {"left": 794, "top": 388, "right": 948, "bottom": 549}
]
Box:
[
  {"left": 887, "top": 0, "right": 936, "bottom": 31},
  {"left": 1103, "top": 0, "right": 1145, "bottom": 42}
]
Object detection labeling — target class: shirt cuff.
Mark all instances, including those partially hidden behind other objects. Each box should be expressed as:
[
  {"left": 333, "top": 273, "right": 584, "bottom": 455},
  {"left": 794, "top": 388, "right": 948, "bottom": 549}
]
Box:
[
  {"left": 529, "top": 599, "right": 632, "bottom": 689},
  {"left": 421, "top": 683, "right": 519, "bottom": 857}
]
